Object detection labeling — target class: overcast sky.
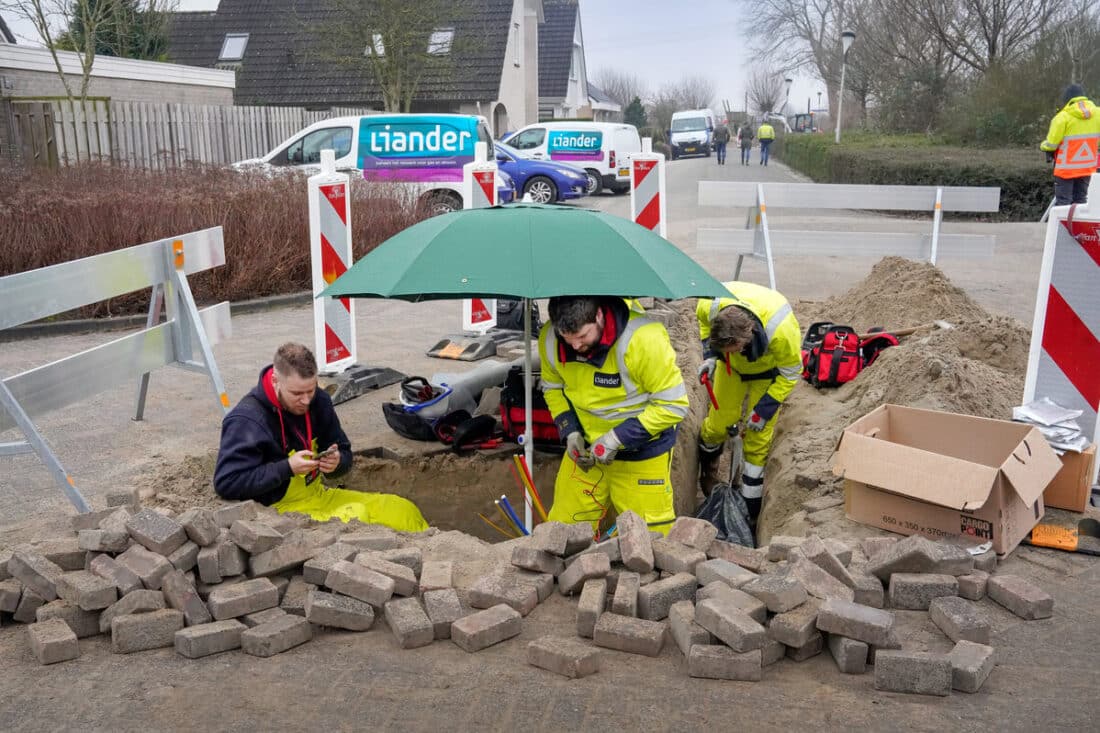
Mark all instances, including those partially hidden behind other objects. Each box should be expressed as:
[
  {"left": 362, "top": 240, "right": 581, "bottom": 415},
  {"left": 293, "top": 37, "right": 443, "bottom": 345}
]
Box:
[{"left": 4, "top": 0, "right": 823, "bottom": 116}]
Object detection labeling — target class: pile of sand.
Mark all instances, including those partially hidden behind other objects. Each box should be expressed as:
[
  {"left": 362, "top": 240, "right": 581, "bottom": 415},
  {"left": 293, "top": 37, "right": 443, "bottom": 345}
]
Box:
[{"left": 760, "top": 257, "right": 1031, "bottom": 539}]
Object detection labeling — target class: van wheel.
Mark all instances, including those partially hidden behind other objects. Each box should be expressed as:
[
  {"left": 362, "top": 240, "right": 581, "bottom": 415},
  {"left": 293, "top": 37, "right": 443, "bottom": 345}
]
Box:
[
  {"left": 420, "top": 191, "right": 462, "bottom": 217},
  {"left": 584, "top": 170, "right": 603, "bottom": 195},
  {"left": 524, "top": 176, "right": 557, "bottom": 204}
]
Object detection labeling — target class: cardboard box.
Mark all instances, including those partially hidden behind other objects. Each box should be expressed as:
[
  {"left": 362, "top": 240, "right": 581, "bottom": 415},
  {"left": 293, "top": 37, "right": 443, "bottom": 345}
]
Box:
[
  {"left": 1042, "top": 444, "right": 1096, "bottom": 512},
  {"left": 834, "top": 405, "right": 1062, "bottom": 555}
]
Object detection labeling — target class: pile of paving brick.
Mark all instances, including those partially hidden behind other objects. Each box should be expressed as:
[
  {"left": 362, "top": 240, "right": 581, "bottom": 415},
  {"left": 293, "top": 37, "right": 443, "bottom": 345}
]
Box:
[{"left": 0, "top": 497, "right": 1054, "bottom": 695}]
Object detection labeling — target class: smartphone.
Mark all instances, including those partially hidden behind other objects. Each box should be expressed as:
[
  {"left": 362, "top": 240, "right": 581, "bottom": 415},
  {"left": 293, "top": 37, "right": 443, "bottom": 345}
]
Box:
[{"left": 313, "top": 446, "right": 338, "bottom": 460}]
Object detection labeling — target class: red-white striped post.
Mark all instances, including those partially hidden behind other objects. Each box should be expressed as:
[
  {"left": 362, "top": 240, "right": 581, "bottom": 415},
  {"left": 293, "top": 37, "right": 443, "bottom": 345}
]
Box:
[
  {"left": 460, "top": 142, "right": 499, "bottom": 333},
  {"left": 307, "top": 149, "right": 357, "bottom": 373},
  {"left": 630, "top": 137, "right": 667, "bottom": 238},
  {"left": 1025, "top": 200, "right": 1100, "bottom": 481}
]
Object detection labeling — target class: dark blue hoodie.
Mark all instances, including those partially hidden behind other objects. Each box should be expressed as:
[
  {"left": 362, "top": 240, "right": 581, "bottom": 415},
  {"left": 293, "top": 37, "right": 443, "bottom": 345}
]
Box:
[{"left": 214, "top": 365, "right": 352, "bottom": 505}]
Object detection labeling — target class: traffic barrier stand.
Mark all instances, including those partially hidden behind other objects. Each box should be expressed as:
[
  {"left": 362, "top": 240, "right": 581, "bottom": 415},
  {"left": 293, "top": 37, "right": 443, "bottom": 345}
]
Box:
[
  {"left": 308, "top": 149, "right": 403, "bottom": 404},
  {"left": 1025, "top": 197, "right": 1100, "bottom": 484},
  {"left": 630, "top": 137, "right": 667, "bottom": 238},
  {"left": 0, "top": 228, "right": 233, "bottom": 513}
]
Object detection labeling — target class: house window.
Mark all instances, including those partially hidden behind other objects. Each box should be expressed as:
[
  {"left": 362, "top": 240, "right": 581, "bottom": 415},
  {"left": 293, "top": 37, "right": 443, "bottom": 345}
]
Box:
[
  {"left": 218, "top": 33, "right": 249, "bottom": 62},
  {"left": 512, "top": 22, "right": 520, "bottom": 66},
  {"left": 428, "top": 28, "right": 454, "bottom": 55},
  {"left": 365, "top": 33, "right": 385, "bottom": 57}
]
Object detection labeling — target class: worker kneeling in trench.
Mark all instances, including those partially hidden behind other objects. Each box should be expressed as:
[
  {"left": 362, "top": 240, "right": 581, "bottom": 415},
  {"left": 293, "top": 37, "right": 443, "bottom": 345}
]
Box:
[{"left": 214, "top": 342, "right": 428, "bottom": 532}]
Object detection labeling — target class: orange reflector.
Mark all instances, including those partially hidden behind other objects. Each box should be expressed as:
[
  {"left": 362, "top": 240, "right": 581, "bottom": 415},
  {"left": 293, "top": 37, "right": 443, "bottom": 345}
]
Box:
[
  {"left": 760, "top": 204, "right": 767, "bottom": 213},
  {"left": 220, "top": 392, "right": 230, "bottom": 408},
  {"left": 66, "top": 475, "right": 75, "bottom": 486},
  {"left": 934, "top": 202, "right": 942, "bottom": 210},
  {"left": 173, "top": 239, "right": 184, "bottom": 269}
]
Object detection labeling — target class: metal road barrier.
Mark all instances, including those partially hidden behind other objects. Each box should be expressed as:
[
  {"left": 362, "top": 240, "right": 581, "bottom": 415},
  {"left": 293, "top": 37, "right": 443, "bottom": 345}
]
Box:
[
  {"left": 697, "top": 182, "right": 1001, "bottom": 289},
  {"left": 0, "top": 228, "right": 232, "bottom": 512}
]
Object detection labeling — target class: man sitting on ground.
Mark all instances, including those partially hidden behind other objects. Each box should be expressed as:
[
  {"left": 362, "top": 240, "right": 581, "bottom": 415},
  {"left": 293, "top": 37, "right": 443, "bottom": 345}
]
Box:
[{"left": 214, "top": 342, "right": 427, "bottom": 532}]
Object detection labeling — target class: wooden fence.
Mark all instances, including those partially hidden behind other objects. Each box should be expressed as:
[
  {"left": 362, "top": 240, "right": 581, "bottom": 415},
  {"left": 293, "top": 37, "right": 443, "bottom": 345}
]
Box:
[{"left": 5, "top": 97, "right": 377, "bottom": 169}]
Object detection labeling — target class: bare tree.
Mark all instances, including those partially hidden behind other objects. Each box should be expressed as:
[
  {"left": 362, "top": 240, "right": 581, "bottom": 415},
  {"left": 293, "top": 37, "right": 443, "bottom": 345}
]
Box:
[
  {"left": 915, "top": 0, "right": 1061, "bottom": 72},
  {"left": 1059, "top": 0, "right": 1100, "bottom": 82},
  {"left": 746, "top": 65, "right": 785, "bottom": 115},
  {"left": 678, "top": 74, "right": 717, "bottom": 109},
  {"left": 593, "top": 67, "right": 648, "bottom": 110},
  {"left": 647, "top": 82, "right": 681, "bottom": 138}
]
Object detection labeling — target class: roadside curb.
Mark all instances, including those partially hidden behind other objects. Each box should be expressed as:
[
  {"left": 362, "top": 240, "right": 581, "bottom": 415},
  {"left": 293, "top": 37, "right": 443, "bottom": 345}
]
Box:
[{"left": 0, "top": 291, "right": 313, "bottom": 342}]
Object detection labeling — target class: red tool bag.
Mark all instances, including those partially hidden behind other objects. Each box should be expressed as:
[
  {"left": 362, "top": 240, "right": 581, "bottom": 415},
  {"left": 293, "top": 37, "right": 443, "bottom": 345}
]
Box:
[
  {"left": 499, "top": 366, "right": 561, "bottom": 448},
  {"left": 801, "top": 322, "right": 898, "bottom": 388}
]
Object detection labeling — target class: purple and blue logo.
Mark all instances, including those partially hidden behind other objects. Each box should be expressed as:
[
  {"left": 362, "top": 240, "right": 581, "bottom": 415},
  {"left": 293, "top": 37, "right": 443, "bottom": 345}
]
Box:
[
  {"left": 548, "top": 130, "right": 603, "bottom": 162},
  {"left": 358, "top": 115, "right": 480, "bottom": 182}
]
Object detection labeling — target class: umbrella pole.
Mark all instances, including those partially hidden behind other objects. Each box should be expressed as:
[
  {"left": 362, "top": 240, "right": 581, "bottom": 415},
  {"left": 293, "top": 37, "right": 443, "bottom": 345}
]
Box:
[{"left": 523, "top": 297, "right": 534, "bottom": 533}]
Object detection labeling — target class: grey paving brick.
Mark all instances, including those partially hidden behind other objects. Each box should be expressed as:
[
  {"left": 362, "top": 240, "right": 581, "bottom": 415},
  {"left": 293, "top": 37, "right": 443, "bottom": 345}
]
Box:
[
  {"left": 695, "top": 596, "right": 767, "bottom": 652},
  {"left": 423, "top": 588, "right": 467, "bottom": 640},
  {"left": 957, "top": 570, "right": 989, "bottom": 601},
  {"left": 28, "top": 618, "right": 80, "bottom": 664},
  {"left": 8, "top": 550, "right": 64, "bottom": 601},
  {"left": 557, "top": 552, "right": 611, "bottom": 596},
  {"left": 527, "top": 636, "right": 601, "bottom": 678},
  {"left": 609, "top": 571, "right": 639, "bottom": 617},
  {"left": 249, "top": 541, "right": 323, "bottom": 578},
  {"left": 828, "top": 634, "right": 869, "bottom": 674},
  {"left": 369, "top": 547, "right": 423, "bottom": 576},
  {"left": 592, "top": 612, "right": 665, "bottom": 657},
  {"left": 567, "top": 538, "right": 621, "bottom": 567},
  {"left": 383, "top": 596, "right": 434, "bottom": 649},
  {"left": 419, "top": 561, "right": 454, "bottom": 593},
  {"left": 452, "top": 603, "right": 522, "bottom": 652},
  {"left": 849, "top": 570, "right": 885, "bottom": 608},
  {"left": 824, "top": 539, "right": 853, "bottom": 567},
  {"left": 36, "top": 599, "right": 101, "bottom": 638},
  {"left": 617, "top": 511, "right": 655, "bottom": 573},
  {"left": 196, "top": 545, "right": 222, "bottom": 585},
  {"left": 706, "top": 540, "right": 765, "bottom": 572},
  {"left": 873, "top": 650, "right": 952, "bottom": 696},
  {"left": 767, "top": 598, "right": 822, "bottom": 648},
  {"left": 176, "top": 508, "right": 220, "bottom": 546},
  {"left": 279, "top": 576, "right": 316, "bottom": 616},
  {"left": 207, "top": 578, "right": 279, "bottom": 620},
  {"left": 196, "top": 575, "right": 245, "bottom": 600},
  {"left": 565, "top": 522, "right": 595, "bottom": 555},
  {"left": 229, "top": 520, "right": 284, "bottom": 554},
  {"left": 161, "top": 570, "right": 212, "bottom": 626},
  {"left": 217, "top": 539, "right": 248, "bottom": 577},
  {"left": 765, "top": 536, "right": 804, "bottom": 562},
  {"left": 174, "top": 619, "right": 246, "bottom": 658},
  {"left": 651, "top": 537, "right": 706, "bottom": 574},
  {"left": 241, "top": 613, "right": 312, "bottom": 657},
  {"left": 242, "top": 607, "right": 289, "bottom": 628},
  {"left": 341, "top": 529, "right": 402, "bottom": 552},
  {"left": 801, "top": 493, "right": 844, "bottom": 514},
  {"left": 26, "top": 539, "right": 86, "bottom": 571},
  {"left": 77, "top": 529, "right": 130, "bottom": 553},
  {"left": 695, "top": 558, "right": 757, "bottom": 589},
  {"left": 13, "top": 587, "right": 46, "bottom": 624},
  {"left": 930, "top": 596, "right": 991, "bottom": 644},
  {"left": 305, "top": 589, "right": 375, "bottom": 631},
  {"left": 70, "top": 507, "right": 122, "bottom": 532},
  {"left": 576, "top": 578, "right": 606, "bottom": 638},
  {"left": 167, "top": 541, "right": 200, "bottom": 573},
  {"left": 214, "top": 501, "right": 259, "bottom": 528},
  {"left": 98, "top": 590, "right": 166, "bottom": 634},
  {"left": 111, "top": 608, "right": 185, "bottom": 653},
  {"left": 888, "top": 573, "right": 958, "bottom": 610},
  {"left": 860, "top": 537, "right": 898, "bottom": 561},
  {"left": 742, "top": 574, "right": 808, "bottom": 613},
  {"left": 115, "top": 545, "right": 172, "bottom": 590},
  {"left": 696, "top": 583, "right": 767, "bottom": 624},
  {"left": 668, "top": 600, "right": 714, "bottom": 657},
  {"left": 790, "top": 558, "right": 854, "bottom": 602},
  {"left": 868, "top": 535, "right": 972, "bottom": 581},
  {"left": 689, "top": 645, "right": 762, "bottom": 681},
  {"left": 800, "top": 535, "right": 856, "bottom": 587},
  {"left": 637, "top": 572, "right": 697, "bottom": 621},
  {"left": 948, "top": 640, "right": 995, "bottom": 693},
  {"left": 511, "top": 546, "right": 565, "bottom": 576},
  {"left": 125, "top": 509, "right": 187, "bottom": 556},
  {"left": 987, "top": 574, "right": 1054, "bottom": 620},
  {"left": 0, "top": 578, "right": 21, "bottom": 613},
  {"left": 972, "top": 550, "right": 997, "bottom": 573},
  {"left": 786, "top": 631, "right": 825, "bottom": 662},
  {"left": 55, "top": 570, "right": 117, "bottom": 611},
  {"left": 761, "top": 637, "right": 786, "bottom": 667},
  {"left": 301, "top": 543, "right": 358, "bottom": 586},
  {"left": 816, "top": 598, "right": 899, "bottom": 648},
  {"left": 468, "top": 572, "right": 538, "bottom": 616},
  {"left": 530, "top": 521, "right": 571, "bottom": 556},
  {"left": 326, "top": 560, "right": 395, "bottom": 607},
  {"left": 666, "top": 517, "right": 719, "bottom": 551}
]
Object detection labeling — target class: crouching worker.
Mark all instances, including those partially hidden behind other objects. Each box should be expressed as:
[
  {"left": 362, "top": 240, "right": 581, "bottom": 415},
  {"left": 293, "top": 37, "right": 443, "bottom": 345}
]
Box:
[
  {"left": 696, "top": 282, "right": 801, "bottom": 526},
  {"left": 540, "top": 296, "right": 689, "bottom": 536},
  {"left": 214, "top": 343, "right": 428, "bottom": 532}
]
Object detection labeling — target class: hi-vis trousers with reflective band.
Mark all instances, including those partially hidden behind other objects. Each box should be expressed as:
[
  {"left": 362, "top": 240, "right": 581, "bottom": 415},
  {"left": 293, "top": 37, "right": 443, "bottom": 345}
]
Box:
[
  {"left": 700, "top": 368, "right": 778, "bottom": 497},
  {"left": 272, "top": 452, "right": 428, "bottom": 533},
  {"left": 547, "top": 450, "right": 676, "bottom": 536}
]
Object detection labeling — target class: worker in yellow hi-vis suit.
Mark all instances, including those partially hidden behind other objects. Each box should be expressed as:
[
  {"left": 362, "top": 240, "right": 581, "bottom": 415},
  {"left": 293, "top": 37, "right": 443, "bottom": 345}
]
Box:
[
  {"left": 696, "top": 281, "right": 801, "bottom": 526},
  {"left": 539, "top": 296, "right": 689, "bottom": 536},
  {"left": 214, "top": 343, "right": 427, "bottom": 532}
]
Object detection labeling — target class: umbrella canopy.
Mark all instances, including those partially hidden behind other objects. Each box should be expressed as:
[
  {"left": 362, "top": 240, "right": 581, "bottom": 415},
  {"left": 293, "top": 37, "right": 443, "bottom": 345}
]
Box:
[{"left": 321, "top": 203, "right": 729, "bottom": 301}]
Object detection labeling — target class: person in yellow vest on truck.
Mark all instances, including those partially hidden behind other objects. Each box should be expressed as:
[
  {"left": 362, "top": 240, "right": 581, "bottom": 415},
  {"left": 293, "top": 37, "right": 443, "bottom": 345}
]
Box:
[
  {"left": 1041, "top": 84, "right": 1100, "bottom": 206},
  {"left": 214, "top": 343, "right": 428, "bottom": 532},
  {"left": 696, "top": 282, "right": 801, "bottom": 527},
  {"left": 540, "top": 296, "right": 689, "bottom": 536},
  {"left": 757, "top": 120, "right": 776, "bottom": 166}
]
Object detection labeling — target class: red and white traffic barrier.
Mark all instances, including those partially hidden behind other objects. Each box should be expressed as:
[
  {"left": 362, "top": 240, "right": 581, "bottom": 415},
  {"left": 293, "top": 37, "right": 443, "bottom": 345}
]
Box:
[
  {"left": 1025, "top": 198, "right": 1100, "bottom": 480},
  {"left": 630, "top": 137, "right": 667, "bottom": 238},
  {"left": 307, "top": 149, "right": 357, "bottom": 373},
  {"left": 460, "top": 142, "right": 499, "bottom": 333}
]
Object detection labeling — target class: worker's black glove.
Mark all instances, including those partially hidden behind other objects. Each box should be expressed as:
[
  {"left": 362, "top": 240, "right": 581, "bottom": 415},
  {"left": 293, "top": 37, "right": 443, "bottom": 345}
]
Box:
[{"left": 1045, "top": 151, "right": 1055, "bottom": 164}]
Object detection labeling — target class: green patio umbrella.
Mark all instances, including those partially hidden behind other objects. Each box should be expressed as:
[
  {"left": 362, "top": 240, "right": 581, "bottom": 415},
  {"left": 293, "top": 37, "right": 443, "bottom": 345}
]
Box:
[{"left": 321, "top": 203, "right": 730, "bottom": 529}]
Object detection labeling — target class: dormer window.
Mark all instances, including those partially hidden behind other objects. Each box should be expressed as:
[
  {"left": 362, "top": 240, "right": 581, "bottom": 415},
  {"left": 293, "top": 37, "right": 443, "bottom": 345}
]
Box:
[
  {"left": 365, "top": 33, "right": 385, "bottom": 57},
  {"left": 428, "top": 28, "right": 454, "bottom": 55},
  {"left": 219, "top": 33, "right": 249, "bottom": 62}
]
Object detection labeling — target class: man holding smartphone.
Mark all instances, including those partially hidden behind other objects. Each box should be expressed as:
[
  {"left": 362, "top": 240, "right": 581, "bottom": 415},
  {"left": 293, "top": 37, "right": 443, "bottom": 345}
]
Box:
[{"left": 214, "top": 343, "right": 427, "bottom": 531}]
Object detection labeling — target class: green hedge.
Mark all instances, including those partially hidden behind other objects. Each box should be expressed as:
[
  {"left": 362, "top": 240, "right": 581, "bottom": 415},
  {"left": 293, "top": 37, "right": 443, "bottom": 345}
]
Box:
[{"left": 774, "top": 133, "right": 1050, "bottom": 221}]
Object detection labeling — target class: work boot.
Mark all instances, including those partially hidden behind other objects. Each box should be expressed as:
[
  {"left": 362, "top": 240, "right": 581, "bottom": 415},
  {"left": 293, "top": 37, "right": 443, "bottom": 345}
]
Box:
[{"left": 698, "top": 441, "right": 724, "bottom": 497}]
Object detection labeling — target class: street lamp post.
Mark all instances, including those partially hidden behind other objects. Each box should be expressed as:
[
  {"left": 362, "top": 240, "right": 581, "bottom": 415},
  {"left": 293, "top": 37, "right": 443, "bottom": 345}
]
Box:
[
  {"left": 783, "top": 77, "right": 793, "bottom": 117},
  {"left": 817, "top": 91, "right": 822, "bottom": 110},
  {"left": 835, "top": 30, "right": 856, "bottom": 144}
]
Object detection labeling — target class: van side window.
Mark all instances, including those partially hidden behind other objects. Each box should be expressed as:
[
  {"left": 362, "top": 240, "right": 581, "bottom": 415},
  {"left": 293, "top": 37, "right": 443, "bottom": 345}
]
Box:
[
  {"left": 510, "top": 128, "right": 546, "bottom": 150},
  {"left": 477, "top": 122, "right": 495, "bottom": 157},
  {"left": 279, "top": 126, "right": 354, "bottom": 166}
]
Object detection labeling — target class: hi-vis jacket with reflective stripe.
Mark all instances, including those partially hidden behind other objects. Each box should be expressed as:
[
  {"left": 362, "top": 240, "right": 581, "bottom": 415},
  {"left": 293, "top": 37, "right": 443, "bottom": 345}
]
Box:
[
  {"left": 1041, "top": 96, "right": 1100, "bottom": 180},
  {"left": 697, "top": 281, "right": 802, "bottom": 412},
  {"left": 539, "top": 301, "right": 688, "bottom": 461}
]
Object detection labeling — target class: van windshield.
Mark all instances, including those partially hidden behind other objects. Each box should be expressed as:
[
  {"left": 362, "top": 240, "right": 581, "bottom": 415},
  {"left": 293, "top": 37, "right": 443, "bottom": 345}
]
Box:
[{"left": 672, "top": 117, "right": 706, "bottom": 132}]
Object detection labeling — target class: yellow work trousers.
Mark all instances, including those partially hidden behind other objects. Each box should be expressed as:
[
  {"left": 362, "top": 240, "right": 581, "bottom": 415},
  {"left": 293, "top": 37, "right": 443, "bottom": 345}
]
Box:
[
  {"left": 699, "top": 369, "right": 778, "bottom": 468},
  {"left": 273, "top": 473, "right": 428, "bottom": 533},
  {"left": 547, "top": 450, "right": 675, "bottom": 536}
]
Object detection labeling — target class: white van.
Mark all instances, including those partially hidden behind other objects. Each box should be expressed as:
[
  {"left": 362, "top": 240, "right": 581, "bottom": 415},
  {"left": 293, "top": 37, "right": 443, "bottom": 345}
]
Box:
[
  {"left": 234, "top": 113, "right": 514, "bottom": 213},
  {"left": 669, "top": 109, "right": 716, "bottom": 160},
  {"left": 502, "top": 121, "right": 641, "bottom": 195}
]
